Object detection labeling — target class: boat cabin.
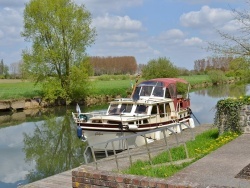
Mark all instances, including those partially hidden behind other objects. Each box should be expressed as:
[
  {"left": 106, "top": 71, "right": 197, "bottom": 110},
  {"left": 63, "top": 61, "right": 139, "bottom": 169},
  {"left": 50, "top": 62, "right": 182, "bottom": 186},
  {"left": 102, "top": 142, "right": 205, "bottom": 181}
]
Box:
[{"left": 132, "top": 78, "right": 190, "bottom": 109}]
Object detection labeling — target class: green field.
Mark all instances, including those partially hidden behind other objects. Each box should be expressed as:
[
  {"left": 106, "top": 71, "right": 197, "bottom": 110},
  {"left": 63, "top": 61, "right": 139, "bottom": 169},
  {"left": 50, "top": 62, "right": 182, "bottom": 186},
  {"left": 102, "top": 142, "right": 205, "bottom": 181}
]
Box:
[
  {"left": 0, "top": 80, "right": 42, "bottom": 99},
  {"left": 0, "top": 76, "right": 212, "bottom": 100}
]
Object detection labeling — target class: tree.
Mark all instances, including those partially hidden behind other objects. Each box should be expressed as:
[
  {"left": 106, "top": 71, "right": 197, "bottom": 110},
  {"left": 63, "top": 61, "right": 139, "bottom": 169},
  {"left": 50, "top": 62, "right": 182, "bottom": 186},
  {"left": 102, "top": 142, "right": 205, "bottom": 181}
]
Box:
[
  {"left": 208, "top": 2, "right": 250, "bottom": 60},
  {"left": 0, "top": 59, "right": 3, "bottom": 75},
  {"left": 226, "top": 57, "right": 250, "bottom": 78},
  {"left": 21, "top": 0, "right": 96, "bottom": 103},
  {"left": 142, "top": 57, "right": 179, "bottom": 79}
]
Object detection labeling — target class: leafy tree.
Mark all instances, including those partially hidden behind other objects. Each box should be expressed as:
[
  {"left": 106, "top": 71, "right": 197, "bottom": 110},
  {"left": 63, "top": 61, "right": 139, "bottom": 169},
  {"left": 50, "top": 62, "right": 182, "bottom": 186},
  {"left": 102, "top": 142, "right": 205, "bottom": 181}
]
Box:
[
  {"left": 142, "top": 57, "right": 179, "bottom": 79},
  {"left": 226, "top": 57, "right": 250, "bottom": 78},
  {"left": 207, "top": 1, "right": 250, "bottom": 70},
  {"left": 21, "top": 0, "right": 96, "bottom": 103},
  {"left": 0, "top": 59, "right": 3, "bottom": 75}
]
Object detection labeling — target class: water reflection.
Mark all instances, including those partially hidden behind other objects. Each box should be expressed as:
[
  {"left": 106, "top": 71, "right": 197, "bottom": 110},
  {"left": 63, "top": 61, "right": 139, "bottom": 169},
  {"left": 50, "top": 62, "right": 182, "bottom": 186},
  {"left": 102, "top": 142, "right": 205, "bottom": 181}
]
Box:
[
  {"left": 22, "top": 111, "right": 86, "bottom": 183},
  {"left": 194, "top": 84, "right": 247, "bottom": 98},
  {"left": 190, "top": 83, "right": 249, "bottom": 124}
]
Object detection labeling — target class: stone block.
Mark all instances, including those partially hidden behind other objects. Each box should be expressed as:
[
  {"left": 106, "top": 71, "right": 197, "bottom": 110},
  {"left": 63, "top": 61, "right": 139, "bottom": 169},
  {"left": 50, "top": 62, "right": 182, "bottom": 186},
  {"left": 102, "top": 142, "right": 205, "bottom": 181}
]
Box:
[
  {"left": 243, "top": 126, "right": 250, "bottom": 133},
  {"left": 0, "top": 100, "right": 10, "bottom": 110},
  {"left": 11, "top": 99, "right": 25, "bottom": 110}
]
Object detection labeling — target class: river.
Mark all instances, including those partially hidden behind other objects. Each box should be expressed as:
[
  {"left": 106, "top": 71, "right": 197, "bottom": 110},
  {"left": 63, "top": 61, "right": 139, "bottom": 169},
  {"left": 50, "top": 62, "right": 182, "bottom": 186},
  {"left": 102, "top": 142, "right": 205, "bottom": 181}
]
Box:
[{"left": 0, "top": 83, "right": 249, "bottom": 188}]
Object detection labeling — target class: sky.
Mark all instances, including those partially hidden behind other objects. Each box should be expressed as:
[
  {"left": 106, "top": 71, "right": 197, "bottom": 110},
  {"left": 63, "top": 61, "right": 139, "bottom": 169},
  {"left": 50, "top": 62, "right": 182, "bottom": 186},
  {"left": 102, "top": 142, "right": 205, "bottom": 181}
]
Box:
[{"left": 0, "top": 0, "right": 247, "bottom": 70}]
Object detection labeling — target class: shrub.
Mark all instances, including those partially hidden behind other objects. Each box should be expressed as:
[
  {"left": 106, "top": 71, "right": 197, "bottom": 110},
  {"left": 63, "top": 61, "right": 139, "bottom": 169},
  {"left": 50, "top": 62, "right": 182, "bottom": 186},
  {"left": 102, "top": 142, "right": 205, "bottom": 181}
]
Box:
[
  {"left": 207, "top": 70, "right": 226, "bottom": 84},
  {"left": 142, "top": 57, "right": 179, "bottom": 79}
]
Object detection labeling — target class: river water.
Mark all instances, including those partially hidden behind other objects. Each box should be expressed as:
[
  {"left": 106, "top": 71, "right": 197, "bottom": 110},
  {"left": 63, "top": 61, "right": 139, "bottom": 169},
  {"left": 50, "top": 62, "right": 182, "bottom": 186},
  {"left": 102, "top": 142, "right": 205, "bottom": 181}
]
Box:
[{"left": 0, "top": 83, "right": 249, "bottom": 188}]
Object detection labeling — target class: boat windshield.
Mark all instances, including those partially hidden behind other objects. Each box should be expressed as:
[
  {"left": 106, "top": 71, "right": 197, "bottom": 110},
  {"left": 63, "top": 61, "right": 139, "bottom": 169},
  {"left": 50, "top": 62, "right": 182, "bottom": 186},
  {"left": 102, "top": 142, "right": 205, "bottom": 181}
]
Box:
[
  {"left": 108, "top": 103, "right": 133, "bottom": 114},
  {"left": 152, "top": 86, "right": 164, "bottom": 97},
  {"left": 140, "top": 86, "right": 153, "bottom": 96},
  {"left": 108, "top": 104, "right": 119, "bottom": 114},
  {"left": 120, "top": 104, "right": 133, "bottom": 113}
]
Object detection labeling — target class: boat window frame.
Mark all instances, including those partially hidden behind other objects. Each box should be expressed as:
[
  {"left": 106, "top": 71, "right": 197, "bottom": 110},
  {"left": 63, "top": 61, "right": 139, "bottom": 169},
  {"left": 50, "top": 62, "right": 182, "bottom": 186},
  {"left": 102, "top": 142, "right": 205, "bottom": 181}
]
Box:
[
  {"left": 152, "top": 86, "right": 164, "bottom": 97},
  {"left": 135, "top": 104, "right": 148, "bottom": 114}
]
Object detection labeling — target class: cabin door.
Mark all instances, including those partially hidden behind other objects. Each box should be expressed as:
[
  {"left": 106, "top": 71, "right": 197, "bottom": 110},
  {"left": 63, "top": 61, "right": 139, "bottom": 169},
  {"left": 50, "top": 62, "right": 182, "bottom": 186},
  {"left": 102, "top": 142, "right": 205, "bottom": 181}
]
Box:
[{"left": 158, "top": 104, "right": 165, "bottom": 122}]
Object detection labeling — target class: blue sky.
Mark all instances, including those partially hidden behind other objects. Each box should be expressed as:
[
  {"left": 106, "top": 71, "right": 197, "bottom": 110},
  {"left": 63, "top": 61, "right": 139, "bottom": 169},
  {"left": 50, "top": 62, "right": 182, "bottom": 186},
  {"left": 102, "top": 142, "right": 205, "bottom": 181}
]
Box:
[{"left": 0, "top": 0, "right": 247, "bottom": 70}]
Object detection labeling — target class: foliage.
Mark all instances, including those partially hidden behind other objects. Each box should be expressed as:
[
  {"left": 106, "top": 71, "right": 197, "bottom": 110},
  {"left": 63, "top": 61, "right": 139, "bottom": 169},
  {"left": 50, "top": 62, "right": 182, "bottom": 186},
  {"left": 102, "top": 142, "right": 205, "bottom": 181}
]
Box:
[
  {"left": 96, "top": 74, "right": 133, "bottom": 81},
  {"left": 214, "top": 96, "right": 250, "bottom": 134},
  {"left": 68, "top": 60, "right": 93, "bottom": 101},
  {"left": 225, "top": 57, "right": 250, "bottom": 78},
  {"left": 142, "top": 57, "right": 179, "bottom": 79},
  {"left": 176, "top": 82, "right": 188, "bottom": 96},
  {"left": 90, "top": 56, "right": 137, "bottom": 75},
  {"left": 123, "top": 129, "right": 239, "bottom": 178},
  {"left": 0, "top": 59, "right": 10, "bottom": 79},
  {"left": 41, "top": 77, "right": 68, "bottom": 103},
  {"left": 21, "top": 0, "right": 96, "bottom": 102},
  {"left": 207, "top": 70, "right": 227, "bottom": 84},
  {"left": 207, "top": 2, "right": 250, "bottom": 60},
  {"left": 194, "top": 56, "right": 233, "bottom": 73}
]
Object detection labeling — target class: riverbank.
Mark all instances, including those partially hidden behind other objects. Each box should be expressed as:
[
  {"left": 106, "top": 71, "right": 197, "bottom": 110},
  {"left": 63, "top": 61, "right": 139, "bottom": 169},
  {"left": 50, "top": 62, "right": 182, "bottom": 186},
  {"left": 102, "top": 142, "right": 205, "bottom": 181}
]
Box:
[{"left": 0, "top": 76, "right": 241, "bottom": 111}]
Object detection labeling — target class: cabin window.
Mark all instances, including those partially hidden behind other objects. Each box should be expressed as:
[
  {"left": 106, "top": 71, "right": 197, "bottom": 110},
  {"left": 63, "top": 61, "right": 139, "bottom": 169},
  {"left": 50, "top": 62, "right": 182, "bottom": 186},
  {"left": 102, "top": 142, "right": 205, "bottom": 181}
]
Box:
[
  {"left": 153, "top": 87, "right": 164, "bottom": 97},
  {"left": 140, "top": 86, "right": 153, "bottom": 96},
  {"left": 166, "top": 103, "right": 171, "bottom": 116},
  {"left": 151, "top": 105, "right": 157, "bottom": 115},
  {"left": 135, "top": 105, "right": 148, "bottom": 114},
  {"left": 168, "top": 84, "right": 176, "bottom": 98},
  {"left": 158, "top": 104, "right": 165, "bottom": 118},
  {"left": 165, "top": 88, "right": 171, "bottom": 98},
  {"left": 120, "top": 104, "right": 133, "bottom": 113},
  {"left": 108, "top": 104, "right": 119, "bottom": 114}
]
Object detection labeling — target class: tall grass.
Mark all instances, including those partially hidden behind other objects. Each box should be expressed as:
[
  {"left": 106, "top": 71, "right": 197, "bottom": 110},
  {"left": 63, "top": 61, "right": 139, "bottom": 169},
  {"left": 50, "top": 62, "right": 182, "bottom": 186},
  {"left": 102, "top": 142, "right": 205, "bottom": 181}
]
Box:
[{"left": 122, "top": 129, "right": 239, "bottom": 178}]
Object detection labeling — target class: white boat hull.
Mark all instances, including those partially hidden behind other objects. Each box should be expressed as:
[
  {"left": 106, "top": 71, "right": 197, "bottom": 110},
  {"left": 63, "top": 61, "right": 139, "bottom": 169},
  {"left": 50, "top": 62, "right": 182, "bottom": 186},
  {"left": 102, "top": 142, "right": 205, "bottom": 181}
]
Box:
[{"left": 82, "top": 118, "right": 194, "bottom": 151}]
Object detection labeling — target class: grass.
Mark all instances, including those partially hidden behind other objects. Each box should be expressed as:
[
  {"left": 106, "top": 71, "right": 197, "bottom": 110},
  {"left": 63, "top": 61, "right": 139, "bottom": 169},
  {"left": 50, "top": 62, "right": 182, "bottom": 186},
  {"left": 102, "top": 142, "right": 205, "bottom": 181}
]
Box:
[
  {"left": 122, "top": 129, "right": 240, "bottom": 178},
  {"left": 91, "top": 79, "right": 133, "bottom": 96},
  {"left": 180, "top": 75, "right": 211, "bottom": 85},
  {"left": 0, "top": 74, "right": 229, "bottom": 100},
  {"left": 0, "top": 79, "right": 42, "bottom": 100}
]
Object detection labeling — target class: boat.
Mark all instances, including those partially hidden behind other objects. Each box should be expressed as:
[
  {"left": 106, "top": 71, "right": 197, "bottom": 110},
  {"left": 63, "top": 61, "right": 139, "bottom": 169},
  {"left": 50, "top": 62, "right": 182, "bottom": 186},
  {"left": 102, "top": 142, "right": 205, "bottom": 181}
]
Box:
[{"left": 72, "top": 78, "right": 195, "bottom": 151}]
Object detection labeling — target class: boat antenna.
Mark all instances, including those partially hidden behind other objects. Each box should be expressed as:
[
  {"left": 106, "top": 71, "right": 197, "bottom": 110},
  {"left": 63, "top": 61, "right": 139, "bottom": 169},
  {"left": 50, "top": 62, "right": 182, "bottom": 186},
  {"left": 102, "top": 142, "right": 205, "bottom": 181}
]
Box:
[
  {"left": 187, "top": 83, "right": 190, "bottom": 99},
  {"left": 131, "top": 74, "right": 141, "bottom": 102},
  {"left": 131, "top": 74, "right": 141, "bottom": 94}
]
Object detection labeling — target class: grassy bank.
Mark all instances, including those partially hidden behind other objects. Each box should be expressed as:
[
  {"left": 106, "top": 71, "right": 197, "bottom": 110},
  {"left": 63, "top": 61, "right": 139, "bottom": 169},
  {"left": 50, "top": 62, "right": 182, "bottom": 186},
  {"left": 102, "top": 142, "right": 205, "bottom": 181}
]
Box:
[
  {"left": 0, "top": 80, "right": 42, "bottom": 99},
  {"left": 0, "top": 75, "right": 215, "bottom": 100},
  {"left": 122, "top": 128, "right": 239, "bottom": 178}
]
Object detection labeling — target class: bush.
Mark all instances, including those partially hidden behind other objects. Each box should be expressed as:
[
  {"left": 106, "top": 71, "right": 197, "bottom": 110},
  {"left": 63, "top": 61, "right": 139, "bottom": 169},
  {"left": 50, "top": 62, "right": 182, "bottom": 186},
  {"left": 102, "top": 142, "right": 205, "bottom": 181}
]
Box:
[
  {"left": 142, "top": 57, "right": 179, "bottom": 79},
  {"left": 207, "top": 70, "right": 226, "bottom": 84}
]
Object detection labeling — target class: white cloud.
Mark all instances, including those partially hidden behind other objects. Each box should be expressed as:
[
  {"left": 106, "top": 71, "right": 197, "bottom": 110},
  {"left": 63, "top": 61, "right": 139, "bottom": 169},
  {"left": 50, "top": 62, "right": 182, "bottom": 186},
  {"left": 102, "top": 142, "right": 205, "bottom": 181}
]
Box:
[
  {"left": 180, "top": 6, "right": 233, "bottom": 28},
  {"left": 158, "top": 29, "right": 185, "bottom": 40},
  {"left": 93, "top": 14, "right": 143, "bottom": 31},
  {"left": 183, "top": 37, "right": 203, "bottom": 46},
  {"left": 0, "top": 7, "right": 23, "bottom": 44}
]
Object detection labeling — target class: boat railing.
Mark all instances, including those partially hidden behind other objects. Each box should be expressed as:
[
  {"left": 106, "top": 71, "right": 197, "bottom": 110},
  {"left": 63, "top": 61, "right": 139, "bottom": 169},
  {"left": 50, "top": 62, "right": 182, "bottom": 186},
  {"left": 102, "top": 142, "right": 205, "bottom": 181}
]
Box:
[
  {"left": 83, "top": 121, "right": 194, "bottom": 171},
  {"left": 73, "top": 111, "right": 177, "bottom": 125}
]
